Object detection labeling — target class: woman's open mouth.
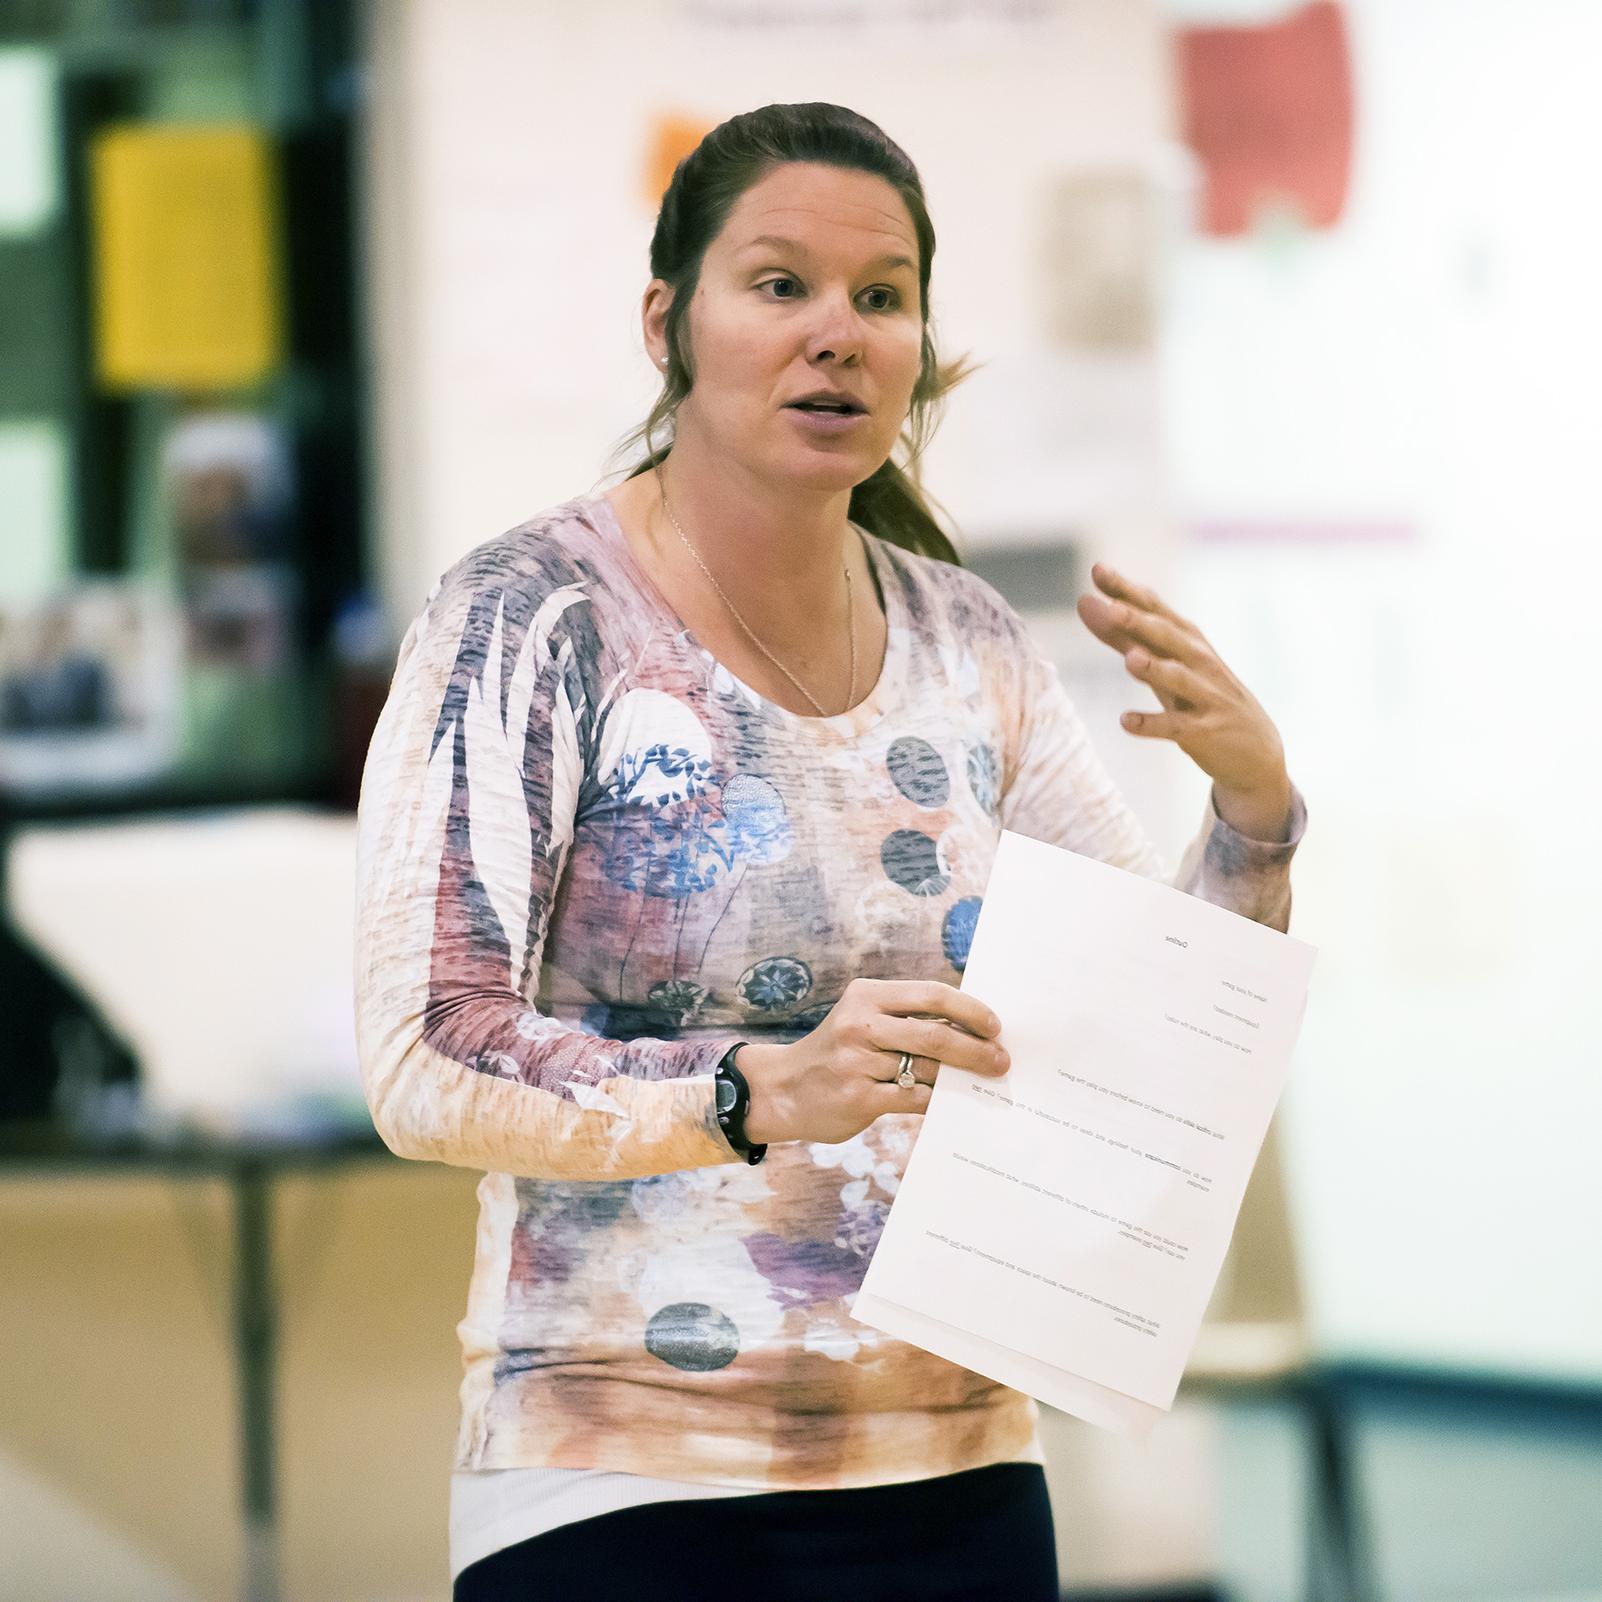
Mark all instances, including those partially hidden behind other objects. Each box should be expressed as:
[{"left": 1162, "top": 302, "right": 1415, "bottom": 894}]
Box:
[{"left": 785, "top": 401, "right": 870, "bottom": 435}]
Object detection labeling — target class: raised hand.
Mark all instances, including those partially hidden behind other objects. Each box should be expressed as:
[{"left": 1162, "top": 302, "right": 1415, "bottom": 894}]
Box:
[{"left": 1077, "top": 562, "right": 1294, "bottom": 842}]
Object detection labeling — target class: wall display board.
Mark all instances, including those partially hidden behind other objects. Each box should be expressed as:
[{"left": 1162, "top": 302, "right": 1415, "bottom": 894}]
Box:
[{"left": 0, "top": 4, "right": 367, "bottom": 820}]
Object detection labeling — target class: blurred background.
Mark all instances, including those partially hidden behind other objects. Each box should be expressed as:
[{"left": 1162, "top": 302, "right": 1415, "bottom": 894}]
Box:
[{"left": 2, "top": 1, "right": 1599, "bottom": 1599}]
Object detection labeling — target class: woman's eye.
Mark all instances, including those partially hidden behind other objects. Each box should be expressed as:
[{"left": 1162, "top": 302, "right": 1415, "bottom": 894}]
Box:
[{"left": 752, "top": 278, "right": 897, "bottom": 309}]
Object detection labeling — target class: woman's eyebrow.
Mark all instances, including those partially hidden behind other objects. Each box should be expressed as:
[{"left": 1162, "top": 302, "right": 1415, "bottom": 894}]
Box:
[{"left": 739, "top": 234, "right": 917, "bottom": 275}]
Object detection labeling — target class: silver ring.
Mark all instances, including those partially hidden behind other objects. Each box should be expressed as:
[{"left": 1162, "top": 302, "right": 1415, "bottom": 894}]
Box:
[{"left": 895, "top": 1050, "right": 918, "bottom": 1090}]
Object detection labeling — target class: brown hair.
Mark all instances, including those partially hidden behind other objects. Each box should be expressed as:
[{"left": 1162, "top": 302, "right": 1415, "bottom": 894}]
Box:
[{"left": 603, "top": 102, "right": 978, "bottom": 565}]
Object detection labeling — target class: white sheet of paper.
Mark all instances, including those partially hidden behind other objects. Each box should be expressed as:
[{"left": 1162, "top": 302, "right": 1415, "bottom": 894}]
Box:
[{"left": 854, "top": 829, "right": 1316, "bottom": 1432}]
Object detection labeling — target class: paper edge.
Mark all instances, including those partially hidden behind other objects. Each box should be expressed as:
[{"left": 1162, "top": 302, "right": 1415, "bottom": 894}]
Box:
[{"left": 852, "top": 1290, "right": 1164, "bottom": 1438}]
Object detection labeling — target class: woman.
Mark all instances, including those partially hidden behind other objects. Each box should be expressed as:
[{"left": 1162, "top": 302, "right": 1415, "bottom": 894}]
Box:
[{"left": 354, "top": 102, "right": 1304, "bottom": 1602}]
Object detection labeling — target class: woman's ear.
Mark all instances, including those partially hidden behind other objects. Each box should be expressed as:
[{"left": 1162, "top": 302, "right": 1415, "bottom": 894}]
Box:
[{"left": 642, "top": 279, "right": 675, "bottom": 366}]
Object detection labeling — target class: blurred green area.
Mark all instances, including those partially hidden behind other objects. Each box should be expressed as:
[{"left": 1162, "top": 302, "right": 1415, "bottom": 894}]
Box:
[{"left": 0, "top": 2, "right": 361, "bottom": 810}]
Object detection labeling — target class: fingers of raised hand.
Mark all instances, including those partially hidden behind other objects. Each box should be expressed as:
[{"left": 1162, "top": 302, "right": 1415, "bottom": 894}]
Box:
[
  {"left": 1120, "top": 708, "right": 1185, "bottom": 740},
  {"left": 1124, "top": 647, "right": 1208, "bottom": 711},
  {"left": 1082, "top": 570, "right": 1204, "bottom": 663},
  {"left": 1091, "top": 562, "right": 1193, "bottom": 627},
  {"left": 1118, "top": 603, "right": 1204, "bottom": 663},
  {"left": 1078, "top": 591, "right": 1204, "bottom": 666},
  {"left": 1075, "top": 591, "right": 1133, "bottom": 650}
]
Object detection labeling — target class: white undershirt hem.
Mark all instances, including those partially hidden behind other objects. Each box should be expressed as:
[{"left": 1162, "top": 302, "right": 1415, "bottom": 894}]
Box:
[{"left": 449, "top": 1466, "right": 761, "bottom": 1581}]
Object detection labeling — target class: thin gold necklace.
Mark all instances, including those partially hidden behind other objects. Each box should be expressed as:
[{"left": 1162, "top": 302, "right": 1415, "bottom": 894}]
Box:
[{"left": 653, "top": 463, "right": 856, "bottom": 718}]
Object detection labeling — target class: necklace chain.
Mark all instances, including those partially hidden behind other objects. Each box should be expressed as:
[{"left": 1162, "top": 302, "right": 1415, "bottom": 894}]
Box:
[{"left": 653, "top": 464, "right": 856, "bottom": 719}]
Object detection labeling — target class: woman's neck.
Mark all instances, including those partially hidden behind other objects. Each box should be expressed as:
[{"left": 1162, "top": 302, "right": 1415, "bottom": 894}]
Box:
[
  {"left": 650, "top": 429, "right": 856, "bottom": 625},
  {"left": 602, "top": 434, "right": 887, "bottom": 717}
]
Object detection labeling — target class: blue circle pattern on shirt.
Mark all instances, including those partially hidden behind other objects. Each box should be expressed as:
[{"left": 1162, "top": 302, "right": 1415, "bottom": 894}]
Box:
[
  {"left": 738, "top": 955, "right": 813, "bottom": 1011},
  {"left": 598, "top": 742, "right": 724, "bottom": 898},
  {"left": 886, "top": 735, "right": 950, "bottom": 807},
  {"left": 942, "top": 895, "right": 983, "bottom": 972},
  {"left": 720, "top": 771, "right": 794, "bottom": 865},
  {"left": 600, "top": 746, "right": 793, "bottom": 900}
]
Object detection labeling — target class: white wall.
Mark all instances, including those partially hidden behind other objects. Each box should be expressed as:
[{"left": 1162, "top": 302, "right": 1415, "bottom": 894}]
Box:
[{"left": 1160, "top": 0, "right": 1602, "bottom": 1381}]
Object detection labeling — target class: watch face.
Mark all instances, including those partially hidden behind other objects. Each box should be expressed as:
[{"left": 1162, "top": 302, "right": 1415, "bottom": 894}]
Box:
[{"left": 716, "top": 1073, "right": 738, "bottom": 1116}]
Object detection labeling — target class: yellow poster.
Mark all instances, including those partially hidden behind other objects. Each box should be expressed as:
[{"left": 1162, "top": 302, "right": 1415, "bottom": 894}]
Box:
[{"left": 89, "top": 123, "right": 281, "bottom": 390}]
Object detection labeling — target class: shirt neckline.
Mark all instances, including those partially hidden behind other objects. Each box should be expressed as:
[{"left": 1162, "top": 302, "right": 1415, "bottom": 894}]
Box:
[{"left": 583, "top": 490, "right": 909, "bottom": 742}]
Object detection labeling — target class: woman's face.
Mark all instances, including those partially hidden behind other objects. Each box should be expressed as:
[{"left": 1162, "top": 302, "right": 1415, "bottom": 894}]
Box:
[{"left": 660, "top": 161, "right": 925, "bottom": 493}]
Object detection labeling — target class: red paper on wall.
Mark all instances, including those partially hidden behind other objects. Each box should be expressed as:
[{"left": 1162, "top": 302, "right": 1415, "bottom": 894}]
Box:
[{"left": 1177, "top": 0, "right": 1355, "bottom": 237}]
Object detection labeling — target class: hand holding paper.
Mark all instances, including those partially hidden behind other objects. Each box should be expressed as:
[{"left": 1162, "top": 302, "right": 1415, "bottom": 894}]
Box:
[{"left": 853, "top": 829, "right": 1316, "bottom": 1434}]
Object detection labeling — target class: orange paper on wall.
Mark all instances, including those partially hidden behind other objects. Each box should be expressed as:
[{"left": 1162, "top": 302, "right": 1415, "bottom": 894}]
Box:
[{"left": 643, "top": 113, "right": 712, "bottom": 208}]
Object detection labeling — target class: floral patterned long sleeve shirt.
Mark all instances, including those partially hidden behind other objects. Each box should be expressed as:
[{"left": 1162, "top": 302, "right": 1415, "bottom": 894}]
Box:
[{"left": 353, "top": 490, "right": 1305, "bottom": 1488}]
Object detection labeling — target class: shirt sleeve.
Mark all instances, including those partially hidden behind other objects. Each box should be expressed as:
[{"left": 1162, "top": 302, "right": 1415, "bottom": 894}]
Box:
[
  {"left": 996, "top": 632, "right": 1305, "bottom": 933},
  {"left": 353, "top": 548, "right": 748, "bottom": 1181}
]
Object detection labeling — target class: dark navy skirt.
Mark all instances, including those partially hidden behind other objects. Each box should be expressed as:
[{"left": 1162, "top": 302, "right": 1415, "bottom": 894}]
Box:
[{"left": 453, "top": 1461, "right": 1059, "bottom": 1602}]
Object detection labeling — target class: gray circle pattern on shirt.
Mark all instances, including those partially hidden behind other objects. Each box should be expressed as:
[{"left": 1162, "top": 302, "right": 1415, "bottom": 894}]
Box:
[
  {"left": 880, "top": 829, "right": 950, "bottom": 897},
  {"left": 644, "top": 1302, "right": 741, "bottom": 1371},
  {"left": 885, "top": 735, "right": 950, "bottom": 808}
]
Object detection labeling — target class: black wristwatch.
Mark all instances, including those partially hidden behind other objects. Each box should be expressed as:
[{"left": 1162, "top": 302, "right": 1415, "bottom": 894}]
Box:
[{"left": 714, "top": 1042, "right": 767, "bottom": 1165}]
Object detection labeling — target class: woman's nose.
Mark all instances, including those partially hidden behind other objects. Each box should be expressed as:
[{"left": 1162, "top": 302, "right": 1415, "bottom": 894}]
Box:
[{"left": 806, "top": 290, "right": 864, "bottom": 363}]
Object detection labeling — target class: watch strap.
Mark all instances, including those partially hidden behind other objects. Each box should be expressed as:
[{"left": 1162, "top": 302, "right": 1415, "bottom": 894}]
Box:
[{"left": 715, "top": 1042, "right": 767, "bottom": 1165}]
